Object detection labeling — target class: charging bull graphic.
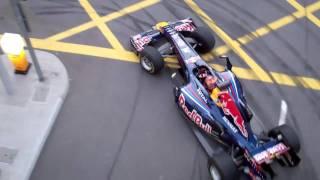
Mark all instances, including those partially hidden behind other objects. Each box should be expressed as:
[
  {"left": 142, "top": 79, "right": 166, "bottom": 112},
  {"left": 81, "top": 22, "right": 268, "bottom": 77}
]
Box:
[{"left": 219, "top": 91, "right": 248, "bottom": 138}]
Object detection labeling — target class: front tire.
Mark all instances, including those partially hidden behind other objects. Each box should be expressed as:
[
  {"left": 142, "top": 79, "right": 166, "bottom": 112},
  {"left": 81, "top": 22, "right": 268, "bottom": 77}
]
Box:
[
  {"left": 185, "top": 26, "right": 215, "bottom": 53},
  {"left": 140, "top": 46, "right": 164, "bottom": 74},
  {"left": 208, "top": 151, "right": 239, "bottom": 180}
]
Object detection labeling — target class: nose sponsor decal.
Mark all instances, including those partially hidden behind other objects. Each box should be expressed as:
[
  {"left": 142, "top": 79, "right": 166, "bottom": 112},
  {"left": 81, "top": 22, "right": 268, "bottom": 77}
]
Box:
[
  {"left": 219, "top": 92, "right": 248, "bottom": 138},
  {"left": 179, "top": 94, "right": 212, "bottom": 134}
]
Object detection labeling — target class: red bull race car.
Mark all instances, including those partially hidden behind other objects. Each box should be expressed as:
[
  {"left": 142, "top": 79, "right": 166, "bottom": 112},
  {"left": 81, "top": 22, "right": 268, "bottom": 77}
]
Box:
[{"left": 130, "top": 18, "right": 301, "bottom": 180}]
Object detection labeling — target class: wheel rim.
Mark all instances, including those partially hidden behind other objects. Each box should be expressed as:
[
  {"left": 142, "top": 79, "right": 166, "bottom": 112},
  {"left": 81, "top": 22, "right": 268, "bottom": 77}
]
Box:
[
  {"left": 209, "top": 165, "right": 221, "bottom": 180},
  {"left": 141, "top": 56, "right": 154, "bottom": 72}
]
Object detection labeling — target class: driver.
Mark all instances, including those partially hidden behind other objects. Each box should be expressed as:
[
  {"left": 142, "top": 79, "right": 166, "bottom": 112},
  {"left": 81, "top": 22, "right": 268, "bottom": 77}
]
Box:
[{"left": 204, "top": 75, "right": 222, "bottom": 106}]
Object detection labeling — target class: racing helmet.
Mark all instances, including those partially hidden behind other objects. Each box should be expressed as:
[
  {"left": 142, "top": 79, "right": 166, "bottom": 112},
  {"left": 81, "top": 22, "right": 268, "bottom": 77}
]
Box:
[
  {"left": 197, "top": 67, "right": 208, "bottom": 79},
  {"left": 204, "top": 75, "right": 218, "bottom": 91}
]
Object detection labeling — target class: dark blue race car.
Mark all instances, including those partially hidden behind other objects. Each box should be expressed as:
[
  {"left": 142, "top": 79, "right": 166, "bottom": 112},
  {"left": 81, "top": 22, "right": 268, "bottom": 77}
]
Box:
[{"left": 130, "top": 18, "right": 301, "bottom": 180}]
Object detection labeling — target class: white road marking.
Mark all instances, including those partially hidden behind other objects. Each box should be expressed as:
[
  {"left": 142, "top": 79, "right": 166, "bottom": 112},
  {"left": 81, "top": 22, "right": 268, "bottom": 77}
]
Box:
[{"left": 278, "top": 100, "right": 288, "bottom": 126}]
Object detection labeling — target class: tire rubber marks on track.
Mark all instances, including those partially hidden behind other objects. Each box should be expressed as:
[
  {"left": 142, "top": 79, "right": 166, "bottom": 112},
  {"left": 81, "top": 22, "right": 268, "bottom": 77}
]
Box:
[
  {"left": 185, "top": 0, "right": 320, "bottom": 90},
  {"left": 185, "top": 0, "right": 273, "bottom": 83},
  {"left": 45, "top": 0, "right": 161, "bottom": 41},
  {"left": 2, "top": 0, "right": 319, "bottom": 90},
  {"left": 202, "top": 1, "right": 320, "bottom": 62}
]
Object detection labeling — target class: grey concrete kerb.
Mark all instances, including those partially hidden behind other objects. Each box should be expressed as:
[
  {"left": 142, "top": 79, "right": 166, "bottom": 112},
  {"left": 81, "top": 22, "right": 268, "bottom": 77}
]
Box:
[{"left": 0, "top": 50, "right": 69, "bottom": 180}]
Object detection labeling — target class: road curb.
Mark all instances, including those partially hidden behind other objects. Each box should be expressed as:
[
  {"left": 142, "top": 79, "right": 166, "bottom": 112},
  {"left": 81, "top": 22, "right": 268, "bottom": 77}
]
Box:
[{"left": 0, "top": 50, "right": 69, "bottom": 180}]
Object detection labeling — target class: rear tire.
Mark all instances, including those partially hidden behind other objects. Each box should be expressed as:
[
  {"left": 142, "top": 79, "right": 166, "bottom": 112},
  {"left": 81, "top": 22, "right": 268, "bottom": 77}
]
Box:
[
  {"left": 140, "top": 46, "right": 164, "bottom": 74},
  {"left": 268, "top": 124, "right": 300, "bottom": 153},
  {"left": 207, "top": 151, "right": 239, "bottom": 180},
  {"left": 185, "top": 26, "right": 215, "bottom": 53}
]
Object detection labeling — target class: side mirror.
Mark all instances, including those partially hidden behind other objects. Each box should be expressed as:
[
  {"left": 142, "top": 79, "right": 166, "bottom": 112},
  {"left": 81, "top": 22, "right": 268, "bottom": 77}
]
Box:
[
  {"left": 171, "top": 72, "right": 180, "bottom": 87},
  {"left": 220, "top": 55, "right": 232, "bottom": 71}
]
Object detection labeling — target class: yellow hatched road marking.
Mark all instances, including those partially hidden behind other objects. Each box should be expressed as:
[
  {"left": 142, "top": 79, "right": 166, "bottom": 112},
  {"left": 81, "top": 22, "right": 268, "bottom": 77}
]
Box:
[
  {"left": 287, "top": 0, "right": 320, "bottom": 28},
  {"left": 79, "top": 0, "right": 124, "bottom": 50},
  {"left": 307, "top": 14, "right": 320, "bottom": 28},
  {"left": 32, "top": 38, "right": 138, "bottom": 62},
  {"left": 185, "top": 0, "right": 273, "bottom": 83},
  {"left": 0, "top": 33, "right": 318, "bottom": 90},
  {"left": 204, "top": 1, "right": 320, "bottom": 58},
  {"left": 271, "top": 72, "right": 297, "bottom": 86},
  {"left": 2, "top": 0, "right": 320, "bottom": 91},
  {"left": 46, "top": 0, "right": 161, "bottom": 41},
  {"left": 296, "top": 76, "right": 320, "bottom": 90},
  {"left": 168, "top": 61, "right": 320, "bottom": 90}
]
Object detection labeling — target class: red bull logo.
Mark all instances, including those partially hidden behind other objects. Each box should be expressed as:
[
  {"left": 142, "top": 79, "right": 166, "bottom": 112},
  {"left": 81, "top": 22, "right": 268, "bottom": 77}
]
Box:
[
  {"left": 219, "top": 92, "right": 248, "bottom": 138},
  {"left": 133, "top": 35, "right": 151, "bottom": 51},
  {"left": 174, "top": 23, "right": 195, "bottom": 32},
  {"left": 178, "top": 94, "right": 212, "bottom": 134}
]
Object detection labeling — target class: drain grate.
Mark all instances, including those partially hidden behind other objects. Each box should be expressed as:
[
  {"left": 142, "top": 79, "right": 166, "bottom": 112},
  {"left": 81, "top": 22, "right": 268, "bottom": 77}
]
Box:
[{"left": 0, "top": 147, "right": 17, "bottom": 164}]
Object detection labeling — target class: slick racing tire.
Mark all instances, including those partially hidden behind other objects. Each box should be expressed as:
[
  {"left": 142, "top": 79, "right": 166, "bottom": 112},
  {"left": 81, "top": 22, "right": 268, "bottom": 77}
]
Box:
[
  {"left": 140, "top": 46, "right": 164, "bottom": 74},
  {"left": 268, "top": 124, "right": 301, "bottom": 153},
  {"left": 186, "top": 26, "right": 216, "bottom": 54},
  {"left": 207, "top": 151, "right": 239, "bottom": 180}
]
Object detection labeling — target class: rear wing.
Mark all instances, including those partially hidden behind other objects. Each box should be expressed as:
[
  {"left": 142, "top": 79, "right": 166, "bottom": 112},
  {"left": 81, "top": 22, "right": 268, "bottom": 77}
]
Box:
[
  {"left": 130, "top": 18, "right": 197, "bottom": 52},
  {"left": 250, "top": 142, "right": 289, "bottom": 165}
]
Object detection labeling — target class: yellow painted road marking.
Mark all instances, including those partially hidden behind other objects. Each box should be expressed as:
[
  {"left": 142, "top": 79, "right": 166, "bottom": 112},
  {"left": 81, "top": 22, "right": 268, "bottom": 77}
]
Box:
[
  {"left": 211, "top": 64, "right": 259, "bottom": 81},
  {"left": 287, "top": 0, "right": 320, "bottom": 28},
  {"left": 204, "top": 1, "right": 320, "bottom": 58},
  {"left": 296, "top": 76, "right": 320, "bottom": 90},
  {"left": 307, "top": 14, "right": 320, "bottom": 28},
  {"left": 79, "top": 0, "right": 124, "bottom": 50},
  {"left": 2, "top": 29, "right": 320, "bottom": 90},
  {"left": 169, "top": 61, "right": 320, "bottom": 90},
  {"left": 46, "top": 0, "right": 160, "bottom": 41},
  {"left": 0, "top": 33, "right": 315, "bottom": 91},
  {"left": 46, "top": 22, "right": 95, "bottom": 41},
  {"left": 271, "top": 72, "right": 320, "bottom": 90},
  {"left": 32, "top": 38, "right": 138, "bottom": 62},
  {"left": 202, "top": 45, "right": 230, "bottom": 61},
  {"left": 2, "top": 0, "right": 320, "bottom": 91},
  {"left": 185, "top": 0, "right": 273, "bottom": 83},
  {"left": 271, "top": 72, "right": 296, "bottom": 86},
  {"left": 237, "top": 10, "right": 304, "bottom": 45}
]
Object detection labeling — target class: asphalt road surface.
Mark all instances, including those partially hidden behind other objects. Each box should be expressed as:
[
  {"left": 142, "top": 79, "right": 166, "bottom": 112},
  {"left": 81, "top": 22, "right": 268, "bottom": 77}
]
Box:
[{"left": 1, "top": 0, "right": 320, "bottom": 179}]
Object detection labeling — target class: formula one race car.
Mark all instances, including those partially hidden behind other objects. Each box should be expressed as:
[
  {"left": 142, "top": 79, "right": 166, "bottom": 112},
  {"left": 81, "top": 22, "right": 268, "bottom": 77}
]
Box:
[{"left": 130, "top": 18, "right": 301, "bottom": 180}]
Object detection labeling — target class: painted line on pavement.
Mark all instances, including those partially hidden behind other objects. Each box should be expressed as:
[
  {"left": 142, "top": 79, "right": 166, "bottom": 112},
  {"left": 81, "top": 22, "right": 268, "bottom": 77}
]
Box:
[
  {"left": 2, "top": 32, "right": 320, "bottom": 90},
  {"left": 203, "top": 1, "right": 320, "bottom": 59},
  {"left": 271, "top": 72, "right": 297, "bottom": 87},
  {"left": 46, "top": 0, "right": 161, "bottom": 41},
  {"left": 79, "top": 0, "right": 124, "bottom": 50},
  {"left": 185, "top": 0, "right": 273, "bottom": 83},
  {"left": 296, "top": 76, "right": 320, "bottom": 90},
  {"left": 287, "top": 0, "right": 320, "bottom": 28},
  {"left": 168, "top": 61, "right": 320, "bottom": 89},
  {"left": 278, "top": 100, "right": 288, "bottom": 126},
  {"left": 32, "top": 38, "right": 138, "bottom": 62}
]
